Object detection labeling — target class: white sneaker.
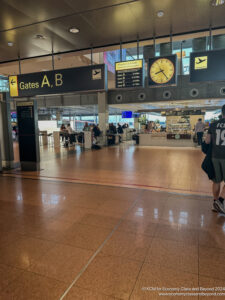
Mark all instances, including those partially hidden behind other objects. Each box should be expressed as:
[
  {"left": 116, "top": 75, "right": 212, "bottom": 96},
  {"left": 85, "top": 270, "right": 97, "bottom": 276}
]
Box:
[
  {"left": 212, "top": 201, "right": 218, "bottom": 212},
  {"left": 214, "top": 199, "right": 225, "bottom": 214}
]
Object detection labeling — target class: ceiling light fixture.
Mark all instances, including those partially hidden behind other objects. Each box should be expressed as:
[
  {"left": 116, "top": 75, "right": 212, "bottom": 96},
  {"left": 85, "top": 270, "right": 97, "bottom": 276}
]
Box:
[
  {"left": 35, "top": 34, "right": 46, "bottom": 40},
  {"left": 8, "top": 42, "right": 13, "bottom": 47},
  {"left": 211, "top": 0, "right": 224, "bottom": 6},
  {"left": 69, "top": 27, "right": 79, "bottom": 34},
  {"left": 157, "top": 10, "right": 164, "bottom": 17}
]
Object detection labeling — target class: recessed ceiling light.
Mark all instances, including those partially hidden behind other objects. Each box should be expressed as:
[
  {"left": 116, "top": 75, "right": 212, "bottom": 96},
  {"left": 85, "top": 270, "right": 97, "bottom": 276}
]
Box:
[
  {"left": 69, "top": 27, "right": 79, "bottom": 34},
  {"left": 8, "top": 42, "right": 13, "bottom": 47},
  {"left": 211, "top": 0, "right": 224, "bottom": 6},
  {"left": 157, "top": 10, "right": 164, "bottom": 17},
  {"left": 35, "top": 34, "right": 46, "bottom": 40}
]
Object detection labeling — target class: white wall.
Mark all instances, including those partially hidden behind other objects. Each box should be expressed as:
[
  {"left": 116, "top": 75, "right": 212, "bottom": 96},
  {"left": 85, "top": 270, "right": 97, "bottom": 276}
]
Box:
[{"left": 38, "top": 121, "right": 58, "bottom": 133}]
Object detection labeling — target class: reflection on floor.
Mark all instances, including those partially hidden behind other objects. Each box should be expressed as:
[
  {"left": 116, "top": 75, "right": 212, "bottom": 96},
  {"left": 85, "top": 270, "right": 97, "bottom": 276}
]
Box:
[
  {"left": 11, "top": 142, "right": 210, "bottom": 195},
  {"left": 0, "top": 176, "right": 225, "bottom": 299}
]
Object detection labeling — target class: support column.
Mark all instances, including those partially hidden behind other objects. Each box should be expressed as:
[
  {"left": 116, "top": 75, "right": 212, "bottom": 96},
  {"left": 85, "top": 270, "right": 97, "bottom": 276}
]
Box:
[
  {"left": 143, "top": 45, "right": 155, "bottom": 87},
  {"left": 98, "top": 92, "right": 108, "bottom": 146},
  {"left": 134, "top": 118, "right": 140, "bottom": 131},
  {"left": 0, "top": 92, "right": 14, "bottom": 169}
]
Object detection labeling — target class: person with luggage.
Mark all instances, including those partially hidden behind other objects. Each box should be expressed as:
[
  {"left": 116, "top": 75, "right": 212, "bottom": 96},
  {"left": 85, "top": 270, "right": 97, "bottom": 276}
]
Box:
[
  {"left": 60, "top": 124, "right": 66, "bottom": 142},
  {"left": 92, "top": 124, "right": 101, "bottom": 149},
  {"left": 117, "top": 123, "right": 123, "bottom": 143},
  {"left": 92, "top": 124, "right": 101, "bottom": 139},
  {"left": 205, "top": 105, "right": 225, "bottom": 213}
]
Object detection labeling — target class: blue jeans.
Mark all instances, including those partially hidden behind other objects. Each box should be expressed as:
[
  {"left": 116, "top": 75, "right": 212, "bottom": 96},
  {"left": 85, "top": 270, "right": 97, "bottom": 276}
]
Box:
[{"left": 197, "top": 132, "right": 203, "bottom": 145}]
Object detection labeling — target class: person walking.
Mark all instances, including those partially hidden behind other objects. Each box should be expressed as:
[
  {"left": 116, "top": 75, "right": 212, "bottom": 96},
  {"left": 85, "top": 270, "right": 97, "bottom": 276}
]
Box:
[
  {"left": 117, "top": 123, "right": 123, "bottom": 143},
  {"left": 83, "top": 122, "right": 90, "bottom": 131},
  {"left": 205, "top": 105, "right": 225, "bottom": 213},
  {"left": 195, "top": 118, "right": 205, "bottom": 146}
]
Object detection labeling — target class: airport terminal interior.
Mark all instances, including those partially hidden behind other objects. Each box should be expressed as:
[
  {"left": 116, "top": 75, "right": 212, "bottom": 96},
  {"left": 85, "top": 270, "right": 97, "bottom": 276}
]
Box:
[{"left": 1, "top": 0, "right": 225, "bottom": 299}]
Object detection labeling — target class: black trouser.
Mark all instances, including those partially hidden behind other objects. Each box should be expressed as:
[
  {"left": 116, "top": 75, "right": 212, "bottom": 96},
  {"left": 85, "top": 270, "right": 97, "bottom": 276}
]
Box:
[{"left": 197, "top": 132, "right": 203, "bottom": 145}]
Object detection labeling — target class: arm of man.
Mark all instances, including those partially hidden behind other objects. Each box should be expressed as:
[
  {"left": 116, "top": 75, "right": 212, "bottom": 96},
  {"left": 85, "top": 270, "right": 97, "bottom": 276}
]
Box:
[
  {"left": 205, "top": 124, "right": 212, "bottom": 144},
  {"left": 205, "top": 133, "right": 211, "bottom": 144}
]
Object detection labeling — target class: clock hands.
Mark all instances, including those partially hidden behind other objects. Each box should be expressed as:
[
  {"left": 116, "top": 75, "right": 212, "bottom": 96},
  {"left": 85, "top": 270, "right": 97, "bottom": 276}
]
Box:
[
  {"left": 155, "top": 69, "right": 168, "bottom": 80},
  {"left": 155, "top": 70, "right": 163, "bottom": 75},
  {"left": 161, "top": 70, "right": 168, "bottom": 80}
]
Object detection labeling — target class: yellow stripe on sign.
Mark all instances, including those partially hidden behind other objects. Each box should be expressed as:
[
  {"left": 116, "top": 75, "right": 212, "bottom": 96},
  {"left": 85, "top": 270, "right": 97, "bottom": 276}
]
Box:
[
  {"left": 9, "top": 76, "right": 19, "bottom": 97},
  {"left": 115, "top": 60, "right": 143, "bottom": 71}
]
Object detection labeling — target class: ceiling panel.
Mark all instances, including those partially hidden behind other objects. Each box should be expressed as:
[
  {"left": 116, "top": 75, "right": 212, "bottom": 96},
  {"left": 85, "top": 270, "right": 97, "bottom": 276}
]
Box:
[
  {"left": 0, "top": 0, "right": 71, "bottom": 31},
  {"left": 0, "top": 0, "right": 224, "bottom": 63}
]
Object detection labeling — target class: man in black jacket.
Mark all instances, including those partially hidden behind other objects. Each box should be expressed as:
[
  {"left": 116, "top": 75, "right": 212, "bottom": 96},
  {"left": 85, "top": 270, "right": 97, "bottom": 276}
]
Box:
[
  {"left": 206, "top": 105, "right": 225, "bottom": 213},
  {"left": 117, "top": 123, "right": 123, "bottom": 134}
]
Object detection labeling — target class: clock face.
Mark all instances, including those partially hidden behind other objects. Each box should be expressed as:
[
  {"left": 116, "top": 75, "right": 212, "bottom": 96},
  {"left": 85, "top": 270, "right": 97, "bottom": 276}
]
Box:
[{"left": 150, "top": 58, "right": 175, "bottom": 84}]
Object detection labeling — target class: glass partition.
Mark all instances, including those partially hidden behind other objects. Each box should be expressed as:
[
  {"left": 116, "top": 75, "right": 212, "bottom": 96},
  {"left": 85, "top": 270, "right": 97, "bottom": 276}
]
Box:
[{"left": 0, "top": 76, "right": 9, "bottom": 92}]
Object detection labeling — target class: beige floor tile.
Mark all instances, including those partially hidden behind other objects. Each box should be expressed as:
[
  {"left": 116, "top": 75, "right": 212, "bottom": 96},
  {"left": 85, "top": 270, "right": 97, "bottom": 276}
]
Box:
[
  {"left": 1, "top": 270, "right": 67, "bottom": 300},
  {"left": 199, "top": 228, "right": 225, "bottom": 250},
  {"left": 0, "top": 212, "right": 19, "bottom": 232},
  {"left": 29, "top": 244, "right": 93, "bottom": 283},
  {"left": 155, "top": 224, "right": 198, "bottom": 245},
  {"left": 28, "top": 227, "right": 68, "bottom": 244},
  {"left": 199, "top": 246, "right": 225, "bottom": 280},
  {"left": 125, "top": 206, "right": 163, "bottom": 224},
  {"left": 76, "top": 255, "right": 142, "bottom": 299},
  {"left": 146, "top": 238, "right": 198, "bottom": 274},
  {"left": 133, "top": 199, "right": 165, "bottom": 211},
  {"left": 61, "top": 223, "right": 111, "bottom": 250},
  {"left": 130, "top": 263, "right": 199, "bottom": 300},
  {"left": 197, "top": 212, "right": 224, "bottom": 229},
  {"left": 199, "top": 276, "right": 225, "bottom": 299},
  {"left": 78, "top": 213, "right": 121, "bottom": 229},
  {"left": 53, "top": 207, "right": 96, "bottom": 223},
  {"left": 20, "top": 217, "right": 75, "bottom": 242},
  {"left": 63, "top": 286, "right": 116, "bottom": 300},
  {"left": 67, "top": 197, "right": 106, "bottom": 210},
  {"left": 0, "top": 146, "right": 216, "bottom": 300},
  {"left": 100, "top": 231, "right": 152, "bottom": 262},
  {"left": 118, "top": 219, "right": 158, "bottom": 236},
  {"left": 0, "top": 264, "right": 24, "bottom": 292},
  {"left": 13, "top": 214, "right": 52, "bottom": 236},
  {"left": 96, "top": 199, "right": 135, "bottom": 217},
  {"left": 0, "top": 236, "right": 55, "bottom": 269},
  {"left": 9, "top": 143, "right": 211, "bottom": 194},
  {"left": 46, "top": 219, "right": 75, "bottom": 231},
  {"left": 141, "top": 190, "right": 169, "bottom": 202},
  {"left": 0, "top": 231, "right": 24, "bottom": 248},
  {"left": 161, "top": 206, "right": 199, "bottom": 227}
]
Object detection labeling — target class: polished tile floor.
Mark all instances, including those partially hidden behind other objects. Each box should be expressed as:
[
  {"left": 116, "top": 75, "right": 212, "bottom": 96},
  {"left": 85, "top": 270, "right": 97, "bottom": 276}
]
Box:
[
  {"left": 0, "top": 175, "right": 225, "bottom": 299},
  {"left": 12, "top": 142, "right": 211, "bottom": 195},
  {"left": 1, "top": 144, "right": 224, "bottom": 299}
]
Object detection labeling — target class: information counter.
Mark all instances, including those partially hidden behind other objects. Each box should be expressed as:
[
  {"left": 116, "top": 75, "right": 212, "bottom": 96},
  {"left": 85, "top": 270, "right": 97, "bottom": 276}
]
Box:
[{"left": 139, "top": 133, "right": 195, "bottom": 147}]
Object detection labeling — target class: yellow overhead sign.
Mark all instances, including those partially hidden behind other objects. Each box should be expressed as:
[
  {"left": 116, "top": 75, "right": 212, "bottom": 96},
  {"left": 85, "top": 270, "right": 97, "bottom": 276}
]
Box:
[
  {"left": 16, "top": 101, "right": 34, "bottom": 106},
  {"left": 115, "top": 60, "right": 143, "bottom": 71},
  {"left": 194, "top": 56, "right": 208, "bottom": 70},
  {"left": 9, "top": 76, "right": 19, "bottom": 97}
]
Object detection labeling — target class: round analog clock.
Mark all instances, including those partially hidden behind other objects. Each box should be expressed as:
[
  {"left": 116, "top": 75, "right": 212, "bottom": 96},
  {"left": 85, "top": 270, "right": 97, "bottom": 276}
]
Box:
[{"left": 149, "top": 58, "right": 175, "bottom": 84}]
